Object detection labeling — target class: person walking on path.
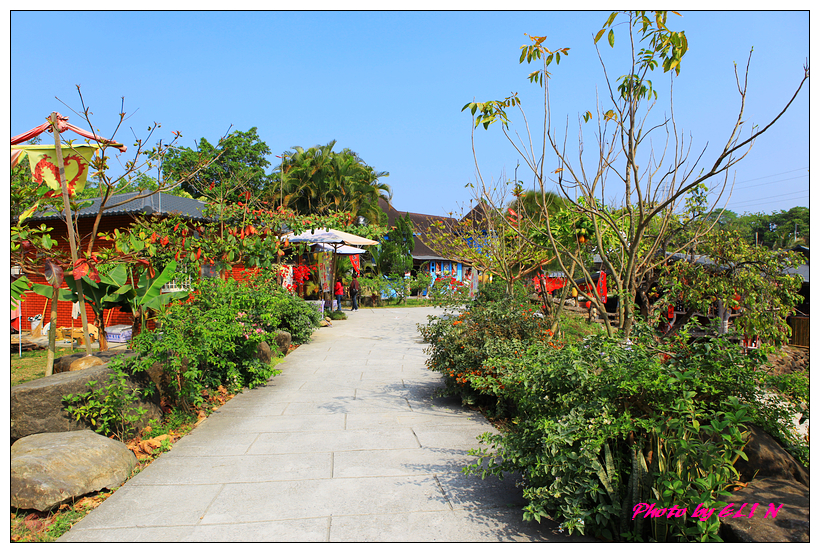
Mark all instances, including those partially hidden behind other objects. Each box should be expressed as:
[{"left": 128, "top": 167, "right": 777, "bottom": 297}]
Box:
[
  {"left": 349, "top": 274, "right": 360, "bottom": 311},
  {"left": 334, "top": 278, "right": 344, "bottom": 312}
]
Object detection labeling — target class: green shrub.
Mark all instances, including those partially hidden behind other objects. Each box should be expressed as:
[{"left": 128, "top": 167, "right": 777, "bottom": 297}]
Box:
[
  {"left": 228, "top": 272, "right": 321, "bottom": 344},
  {"left": 418, "top": 279, "right": 809, "bottom": 542},
  {"left": 327, "top": 310, "right": 347, "bottom": 320},
  {"left": 428, "top": 275, "right": 472, "bottom": 307},
  {"left": 418, "top": 280, "right": 551, "bottom": 414},
  {"left": 62, "top": 359, "right": 149, "bottom": 441},
  {"left": 128, "top": 274, "right": 319, "bottom": 410},
  {"left": 462, "top": 324, "right": 808, "bottom": 541}
]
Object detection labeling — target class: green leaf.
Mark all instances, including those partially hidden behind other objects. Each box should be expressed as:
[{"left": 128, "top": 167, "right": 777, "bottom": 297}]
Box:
[
  {"left": 18, "top": 202, "right": 39, "bottom": 225},
  {"left": 11, "top": 276, "right": 31, "bottom": 308},
  {"left": 594, "top": 29, "right": 606, "bottom": 44},
  {"left": 31, "top": 282, "right": 57, "bottom": 298},
  {"left": 608, "top": 28, "right": 615, "bottom": 48}
]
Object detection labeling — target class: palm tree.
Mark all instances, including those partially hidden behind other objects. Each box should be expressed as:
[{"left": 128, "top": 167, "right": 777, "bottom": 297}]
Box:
[
  {"left": 279, "top": 141, "right": 335, "bottom": 213},
  {"left": 275, "top": 141, "right": 390, "bottom": 224}
]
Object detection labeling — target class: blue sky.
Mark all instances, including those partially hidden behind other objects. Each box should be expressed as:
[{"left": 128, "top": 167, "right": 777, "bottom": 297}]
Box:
[{"left": 10, "top": 10, "right": 810, "bottom": 218}]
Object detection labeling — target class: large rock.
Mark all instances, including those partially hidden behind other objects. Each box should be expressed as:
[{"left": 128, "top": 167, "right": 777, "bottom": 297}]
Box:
[
  {"left": 766, "top": 346, "right": 809, "bottom": 376},
  {"left": 735, "top": 425, "right": 809, "bottom": 487},
  {"left": 10, "top": 363, "right": 162, "bottom": 443},
  {"left": 69, "top": 355, "right": 105, "bottom": 372},
  {"left": 719, "top": 478, "right": 809, "bottom": 542},
  {"left": 54, "top": 350, "right": 137, "bottom": 374},
  {"left": 273, "top": 330, "right": 292, "bottom": 356},
  {"left": 11, "top": 430, "right": 136, "bottom": 512},
  {"left": 256, "top": 341, "right": 273, "bottom": 365}
]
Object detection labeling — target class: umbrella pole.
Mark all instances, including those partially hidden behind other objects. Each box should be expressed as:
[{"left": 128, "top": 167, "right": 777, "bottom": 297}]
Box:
[{"left": 332, "top": 245, "right": 339, "bottom": 311}]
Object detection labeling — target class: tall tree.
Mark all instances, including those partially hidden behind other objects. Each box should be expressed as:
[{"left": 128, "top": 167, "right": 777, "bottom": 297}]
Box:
[
  {"left": 375, "top": 212, "right": 415, "bottom": 276},
  {"left": 740, "top": 206, "right": 810, "bottom": 249},
  {"left": 275, "top": 140, "right": 390, "bottom": 225},
  {"left": 464, "top": 11, "right": 809, "bottom": 337},
  {"left": 162, "top": 127, "right": 271, "bottom": 201},
  {"left": 277, "top": 142, "right": 335, "bottom": 214}
]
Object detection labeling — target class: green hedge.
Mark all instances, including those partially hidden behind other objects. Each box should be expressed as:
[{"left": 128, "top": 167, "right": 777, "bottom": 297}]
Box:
[
  {"left": 130, "top": 273, "right": 320, "bottom": 409},
  {"left": 419, "top": 282, "right": 809, "bottom": 541}
]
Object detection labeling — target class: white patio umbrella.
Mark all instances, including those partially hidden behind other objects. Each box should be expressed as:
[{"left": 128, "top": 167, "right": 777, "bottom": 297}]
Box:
[
  {"left": 283, "top": 228, "right": 379, "bottom": 300},
  {"left": 314, "top": 243, "right": 367, "bottom": 255},
  {"left": 283, "top": 227, "right": 379, "bottom": 247}
]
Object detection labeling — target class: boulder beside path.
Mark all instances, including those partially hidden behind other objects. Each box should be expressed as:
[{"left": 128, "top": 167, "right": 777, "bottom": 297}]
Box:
[
  {"left": 11, "top": 430, "right": 136, "bottom": 512},
  {"left": 10, "top": 360, "right": 160, "bottom": 443},
  {"left": 719, "top": 478, "right": 809, "bottom": 542},
  {"left": 720, "top": 425, "right": 810, "bottom": 542}
]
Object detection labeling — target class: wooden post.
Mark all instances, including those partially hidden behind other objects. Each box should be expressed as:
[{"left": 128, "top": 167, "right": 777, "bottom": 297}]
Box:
[
  {"left": 49, "top": 112, "right": 93, "bottom": 355},
  {"left": 45, "top": 286, "right": 60, "bottom": 376}
]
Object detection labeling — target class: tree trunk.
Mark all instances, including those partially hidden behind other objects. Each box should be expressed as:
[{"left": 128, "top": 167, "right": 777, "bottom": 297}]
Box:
[
  {"left": 44, "top": 286, "right": 59, "bottom": 376},
  {"left": 97, "top": 309, "right": 109, "bottom": 351},
  {"left": 49, "top": 113, "right": 93, "bottom": 355},
  {"left": 717, "top": 299, "right": 730, "bottom": 335}
]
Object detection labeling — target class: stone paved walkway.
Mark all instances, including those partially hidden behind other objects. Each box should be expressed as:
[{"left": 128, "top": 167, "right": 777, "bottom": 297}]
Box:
[{"left": 60, "top": 307, "right": 583, "bottom": 542}]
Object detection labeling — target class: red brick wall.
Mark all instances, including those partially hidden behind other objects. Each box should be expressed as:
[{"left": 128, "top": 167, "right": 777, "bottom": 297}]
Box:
[
  {"left": 18, "top": 215, "right": 140, "bottom": 331},
  {"left": 16, "top": 216, "right": 264, "bottom": 332}
]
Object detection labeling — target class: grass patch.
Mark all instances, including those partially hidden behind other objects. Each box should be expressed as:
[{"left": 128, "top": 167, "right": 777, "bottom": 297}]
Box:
[
  {"left": 10, "top": 348, "right": 76, "bottom": 387},
  {"left": 11, "top": 491, "right": 115, "bottom": 542}
]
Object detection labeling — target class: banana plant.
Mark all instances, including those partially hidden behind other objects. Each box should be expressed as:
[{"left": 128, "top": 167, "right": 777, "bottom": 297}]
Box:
[
  {"left": 61, "top": 263, "right": 132, "bottom": 351},
  {"left": 59, "top": 261, "right": 188, "bottom": 350},
  {"left": 124, "top": 261, "right": 189, "bottom": 338}
]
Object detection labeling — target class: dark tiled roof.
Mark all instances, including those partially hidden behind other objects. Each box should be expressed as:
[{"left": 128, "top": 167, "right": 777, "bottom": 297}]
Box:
[
  {"left": 379, "top": 198, "right": 458, "bottom": 231},
  {"left": 379, "top": 198, "right": 460, "bottom": 261},
  {"left": 665, "top": 251, "right": 808, "bottom": 283},
  {"left": 792, "top": 245, "right": 809, "bottom": 263},
  {"left": 787, "top": 264, "right": 810, "bottom": 283},
  {"left": 28, "top": 192, "right": 208, "bottom": 221},
  {"left": 461, "top": 201, "right": 491, "bottom": 225}
]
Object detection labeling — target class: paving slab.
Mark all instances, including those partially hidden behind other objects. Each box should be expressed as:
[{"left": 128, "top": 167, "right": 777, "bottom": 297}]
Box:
[
  {"left": 59, "top": 306, "right": 581, "bottom": 542},
  {"left": 192, "top": 413, "right": 347, "bottom": 434},
  {"left": 128, "top": 452, "right": 334, "bottom": 483}
]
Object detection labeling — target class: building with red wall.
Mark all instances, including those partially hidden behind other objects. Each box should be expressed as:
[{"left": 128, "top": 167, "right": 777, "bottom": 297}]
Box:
[{"left": 15, "top": 192, "right": 209, "bottom": 332}]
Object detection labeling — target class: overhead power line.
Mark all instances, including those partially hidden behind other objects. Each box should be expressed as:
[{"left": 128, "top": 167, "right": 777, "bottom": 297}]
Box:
[
  {"left": 728, "top": 174, "right": 808, "bottom": 192},
  {"left": 730, "top": 167, "right": 809, "bottom": 187},
  {"left": 727, "top": 191, "right": 809, "bottom": 211}
]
